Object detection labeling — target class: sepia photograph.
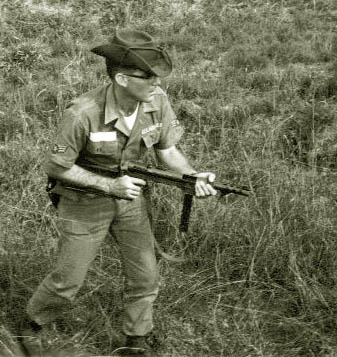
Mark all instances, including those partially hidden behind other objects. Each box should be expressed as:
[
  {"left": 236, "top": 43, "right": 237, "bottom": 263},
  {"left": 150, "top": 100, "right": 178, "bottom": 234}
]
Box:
[{"left": 1, "top": 0, "right": 337, "bottom": 356}]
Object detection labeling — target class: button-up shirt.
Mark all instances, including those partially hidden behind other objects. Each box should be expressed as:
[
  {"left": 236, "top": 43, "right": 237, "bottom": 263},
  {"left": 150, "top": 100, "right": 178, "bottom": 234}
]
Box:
[{"left": 48, "top": 83, "right": 184, "bottom": 172}]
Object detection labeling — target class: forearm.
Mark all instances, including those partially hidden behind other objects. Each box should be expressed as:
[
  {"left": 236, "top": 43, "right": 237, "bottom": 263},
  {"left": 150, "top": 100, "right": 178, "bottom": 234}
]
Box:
[
  {"left": 156, "top": 146, "right": 197, "bottom": 175},
  {"left": 46, "top": 162, "right": 146, "bottom": 199},
  {"left": 46, "top": 162, "right": 112, "bottom": 192}
]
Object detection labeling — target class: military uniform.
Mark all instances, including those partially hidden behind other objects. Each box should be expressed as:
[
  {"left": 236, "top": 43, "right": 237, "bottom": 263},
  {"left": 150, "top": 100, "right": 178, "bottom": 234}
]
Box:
[{"left": 27, "top": 82, "right": 183, "bottom": 336}]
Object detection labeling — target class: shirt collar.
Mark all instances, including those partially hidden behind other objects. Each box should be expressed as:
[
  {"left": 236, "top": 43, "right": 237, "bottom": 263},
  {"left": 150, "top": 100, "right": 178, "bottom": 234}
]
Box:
[
  {"left": 104, "top": 83, "right": 119, "bottom": 125},
  {"left": 104, "top": 83, "right": 159, "bottom": 125}
]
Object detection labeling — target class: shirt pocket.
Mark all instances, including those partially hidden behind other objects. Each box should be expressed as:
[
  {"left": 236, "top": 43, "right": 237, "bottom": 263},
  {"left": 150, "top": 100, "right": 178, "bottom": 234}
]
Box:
[
  {"left": 142, "top": 129, "right": 161, "bottom": 149},
  {"left": 87, "top": 140, "right": 118, "bottom": 155}
]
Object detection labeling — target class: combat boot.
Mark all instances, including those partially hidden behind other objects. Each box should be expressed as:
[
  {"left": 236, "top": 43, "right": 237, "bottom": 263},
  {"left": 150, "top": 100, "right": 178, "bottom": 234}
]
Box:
[{"left": 19, "top": 320, "right": 45, "bottom": 357}]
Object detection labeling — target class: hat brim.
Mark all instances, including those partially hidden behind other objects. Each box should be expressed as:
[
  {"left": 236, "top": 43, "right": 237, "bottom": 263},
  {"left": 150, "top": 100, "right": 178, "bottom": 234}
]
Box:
[{"left": 91, "top": 44, "right": 172, "bottom": 78}]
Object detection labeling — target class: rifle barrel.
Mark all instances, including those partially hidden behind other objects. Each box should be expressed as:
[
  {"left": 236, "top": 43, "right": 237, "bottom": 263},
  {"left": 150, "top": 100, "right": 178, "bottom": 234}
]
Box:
[{"left": 213, "top": 183, "right": 250, "bottom": 197}]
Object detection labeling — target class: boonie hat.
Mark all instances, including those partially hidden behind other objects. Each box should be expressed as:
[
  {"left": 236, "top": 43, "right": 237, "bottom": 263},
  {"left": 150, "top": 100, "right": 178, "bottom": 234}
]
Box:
[{"left": 91, "top": 29, "right": 172, "bottom": 77}]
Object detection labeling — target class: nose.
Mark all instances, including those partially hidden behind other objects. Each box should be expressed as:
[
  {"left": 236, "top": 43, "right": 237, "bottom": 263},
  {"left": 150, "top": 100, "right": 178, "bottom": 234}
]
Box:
[{"left": 151, "top": 76, "right": 161, "bottom": 86}]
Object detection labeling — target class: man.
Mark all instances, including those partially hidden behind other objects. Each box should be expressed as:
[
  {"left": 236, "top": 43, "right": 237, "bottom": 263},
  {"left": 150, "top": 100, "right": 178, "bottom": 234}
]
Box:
[{"left": 20, "top": 29, "right": 216, "bottom": 356}]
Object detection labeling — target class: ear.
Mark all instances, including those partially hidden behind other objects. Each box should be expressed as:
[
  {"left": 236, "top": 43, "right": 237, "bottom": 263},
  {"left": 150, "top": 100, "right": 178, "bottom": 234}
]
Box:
[{"left": 115, "top": 73, "right": 128, "bottom": 88}]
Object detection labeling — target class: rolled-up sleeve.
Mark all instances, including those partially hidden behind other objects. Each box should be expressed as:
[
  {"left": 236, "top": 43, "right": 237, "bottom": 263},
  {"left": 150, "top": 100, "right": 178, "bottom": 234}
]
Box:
[
  {"left": 155, "top": 96, "right": 184, "bottom": 150},
  {"left": 46, "top": 108, "right": 87, "bottom": 169}
]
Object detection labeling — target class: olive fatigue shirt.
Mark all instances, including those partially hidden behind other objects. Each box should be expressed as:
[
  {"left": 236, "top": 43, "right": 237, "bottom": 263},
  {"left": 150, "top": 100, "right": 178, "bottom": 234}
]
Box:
[{"left": 47, "top": 83, "right": 184, "bottom": 197}]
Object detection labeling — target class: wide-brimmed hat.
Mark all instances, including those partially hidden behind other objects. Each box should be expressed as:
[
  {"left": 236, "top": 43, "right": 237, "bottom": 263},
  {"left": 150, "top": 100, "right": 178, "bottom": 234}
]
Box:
[{"left": 91, "top": 29, "right": 172, "bottom": 77}]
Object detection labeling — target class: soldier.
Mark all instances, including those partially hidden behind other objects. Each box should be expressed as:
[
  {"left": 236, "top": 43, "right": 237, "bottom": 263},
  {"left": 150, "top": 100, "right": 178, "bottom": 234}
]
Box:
[{"left": 20, "top": 29, "right": 217, "bottom": 356}]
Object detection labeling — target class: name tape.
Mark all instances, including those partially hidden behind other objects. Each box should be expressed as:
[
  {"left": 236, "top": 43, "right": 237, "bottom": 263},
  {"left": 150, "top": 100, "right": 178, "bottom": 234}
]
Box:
[
  {"left": 142, "top": 123, "right": 162, "bottom": 135},
  {"left": 90, "top": 131, "right": 117, "bottom": 142}
]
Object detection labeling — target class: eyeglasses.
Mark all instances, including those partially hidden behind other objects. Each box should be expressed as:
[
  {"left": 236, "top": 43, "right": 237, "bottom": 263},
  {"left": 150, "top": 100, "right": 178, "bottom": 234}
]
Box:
[{"left": 124, "top": 73, "right": 157, "bottom": 80}]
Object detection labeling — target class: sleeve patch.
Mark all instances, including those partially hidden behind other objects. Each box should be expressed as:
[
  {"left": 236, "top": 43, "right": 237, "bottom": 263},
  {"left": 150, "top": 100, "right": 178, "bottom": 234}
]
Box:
[{"left": 52, "top": 144, "right": 68, "bottom": 154}]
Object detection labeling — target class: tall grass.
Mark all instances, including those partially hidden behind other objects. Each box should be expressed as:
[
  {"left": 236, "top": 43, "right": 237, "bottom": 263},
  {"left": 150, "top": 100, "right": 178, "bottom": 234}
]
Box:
[{"left": 1, "top": 0, "right": 337, "bottom": 356}]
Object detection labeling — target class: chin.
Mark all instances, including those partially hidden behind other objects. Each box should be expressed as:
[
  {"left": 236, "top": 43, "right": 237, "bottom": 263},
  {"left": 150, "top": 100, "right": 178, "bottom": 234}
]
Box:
[{"left": 141, "top": 95, "right": 155, "bottom": 103}]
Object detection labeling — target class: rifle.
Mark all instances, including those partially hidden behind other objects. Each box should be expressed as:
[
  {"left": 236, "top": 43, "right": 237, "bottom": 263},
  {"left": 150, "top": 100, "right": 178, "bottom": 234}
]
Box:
[{"left": 51, "top": 162, "right": 250, "bottom": 232}]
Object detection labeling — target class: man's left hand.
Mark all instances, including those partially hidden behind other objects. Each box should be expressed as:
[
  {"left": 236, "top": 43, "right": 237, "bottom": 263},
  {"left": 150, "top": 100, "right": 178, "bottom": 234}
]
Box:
[{"left": 194, "top": 172, "right": 217, "bottom": 197}]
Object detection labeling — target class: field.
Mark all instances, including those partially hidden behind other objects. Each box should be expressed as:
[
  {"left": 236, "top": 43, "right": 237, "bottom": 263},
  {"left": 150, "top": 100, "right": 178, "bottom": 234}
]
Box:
[{"left": 1, "top": 0, "right": 337, "bottom": 356}]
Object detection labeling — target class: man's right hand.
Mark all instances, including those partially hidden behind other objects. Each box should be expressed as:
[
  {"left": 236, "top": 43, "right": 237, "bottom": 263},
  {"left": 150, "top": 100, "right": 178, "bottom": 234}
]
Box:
[{"left": 107, "top": 175, "right": 146, "bottom": 200}]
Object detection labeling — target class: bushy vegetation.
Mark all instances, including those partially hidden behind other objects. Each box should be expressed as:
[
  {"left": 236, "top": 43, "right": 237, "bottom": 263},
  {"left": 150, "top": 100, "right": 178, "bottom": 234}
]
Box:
[{"left": 1, "top": 0, "right": 337, "bottom": 356}]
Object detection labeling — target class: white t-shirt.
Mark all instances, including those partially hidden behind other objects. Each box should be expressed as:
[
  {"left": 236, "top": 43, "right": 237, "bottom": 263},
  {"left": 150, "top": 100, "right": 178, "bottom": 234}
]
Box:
[{"left": 123, "top": 103, "right": 139, "bottom": 132}]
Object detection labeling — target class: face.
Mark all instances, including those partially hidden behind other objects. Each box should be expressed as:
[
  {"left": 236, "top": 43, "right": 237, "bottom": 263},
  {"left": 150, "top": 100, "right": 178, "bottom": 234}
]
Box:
[{"left": 120, "top": 69, "right": 162, "bottom": 103}]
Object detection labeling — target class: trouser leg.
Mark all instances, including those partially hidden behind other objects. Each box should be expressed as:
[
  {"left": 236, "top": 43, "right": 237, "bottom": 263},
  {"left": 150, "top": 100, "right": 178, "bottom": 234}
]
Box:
[
  {"left": 110, "top": 194, "right": 159, "bottom": 336},
  {"left": 27, "top": 196, "right": 115, "bottom": 325}
]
